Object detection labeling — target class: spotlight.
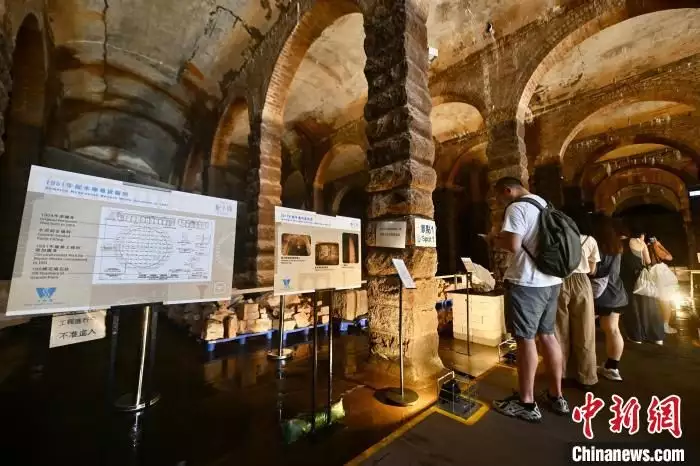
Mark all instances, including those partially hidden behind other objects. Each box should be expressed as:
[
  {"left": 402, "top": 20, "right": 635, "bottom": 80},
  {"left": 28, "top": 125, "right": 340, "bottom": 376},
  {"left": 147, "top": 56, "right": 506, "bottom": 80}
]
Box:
[{"left": 428, "top": 47, "right": 438, "bottom": 63}]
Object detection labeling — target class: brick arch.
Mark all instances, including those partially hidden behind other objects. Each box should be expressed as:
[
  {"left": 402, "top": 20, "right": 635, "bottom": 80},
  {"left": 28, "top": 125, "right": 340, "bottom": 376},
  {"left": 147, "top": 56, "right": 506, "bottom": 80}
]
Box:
[
  {"left": 211, "top": 99, "right": 249, "bottom": 167},
  {"left": 563, "top": 121, "right": 700, "bottom": 184},
  {"left": 0, "top": 12, "right": 48, "bottom": 278},
  {"left": 581, "top": 156, "right": 698, "bottom": 201},
  {"left": 594, "top": 167, "right": 689, "bottom": 220},
  {"left": 556, "top": 93, "right": 700, "bottom": 165},
  {"left": 611, "top": 185, "right": 682, "bottom": 216},
  {"left": 431, "top": 93, "right": 487, "bottom": 118},
  {"left": 260, "top": 0, "right": 362, "bottom": 136},
  {"left": 445, "top": 142, "right": 487, "bottom": 190},
  {"left": 313, "top": 143, "right": 366, "bottom": 189},
  {"left": 515, "top": 2, "right": 697, "bottom": 127}
]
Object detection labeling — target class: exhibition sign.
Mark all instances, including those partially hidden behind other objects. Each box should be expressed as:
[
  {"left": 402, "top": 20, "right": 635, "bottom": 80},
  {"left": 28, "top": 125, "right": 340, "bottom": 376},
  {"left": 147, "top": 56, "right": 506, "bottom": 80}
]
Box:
[
  {"left": 392, "top": 258, "right": 416, "bottom": 289},
  {"left": 413, "top": 218, "right": 437, "bottom": 247},
  {"left": 5, "top": 166, "right": 238, "bottom": 316},
  {"left": 375, "top": 220, "right": 406, "bottom": 248},
  {"left": 273, "top": 207, "right": 361, "bottom": 296},
  {"left": 49, "top": 310, "right": 106, "bottom": 348}
]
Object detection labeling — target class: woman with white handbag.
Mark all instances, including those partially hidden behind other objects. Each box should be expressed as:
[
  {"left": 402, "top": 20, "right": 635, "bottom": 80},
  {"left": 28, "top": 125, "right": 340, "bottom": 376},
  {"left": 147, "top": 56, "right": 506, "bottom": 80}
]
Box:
[
  {"left": 591, "top": 216, "right": 628, "bottom": 381},
  {"left": 621, "top": 228, "right": 665, "bottom": 345},
  {"left": 648, "top": 237, "right": 678, "bottom": 334}
]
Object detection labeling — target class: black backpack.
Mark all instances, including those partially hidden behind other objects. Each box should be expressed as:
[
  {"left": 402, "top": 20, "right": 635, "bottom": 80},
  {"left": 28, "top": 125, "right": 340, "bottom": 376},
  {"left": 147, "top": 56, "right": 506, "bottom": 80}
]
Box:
[{"left": 511, "top": 198, "right": 582, "bottom": 278}]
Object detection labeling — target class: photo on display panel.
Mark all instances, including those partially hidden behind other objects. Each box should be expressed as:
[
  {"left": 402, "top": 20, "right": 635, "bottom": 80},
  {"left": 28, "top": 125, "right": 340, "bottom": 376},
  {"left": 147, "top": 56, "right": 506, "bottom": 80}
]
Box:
[
  {"left": 281, "top": 233, "right": 311, "bottom": 256},
  {"left": 342, "top": 233, "right": 359, "bottom": 264},
  {"left": 315, "top": 242, "right": 340, "bottom": 266}
]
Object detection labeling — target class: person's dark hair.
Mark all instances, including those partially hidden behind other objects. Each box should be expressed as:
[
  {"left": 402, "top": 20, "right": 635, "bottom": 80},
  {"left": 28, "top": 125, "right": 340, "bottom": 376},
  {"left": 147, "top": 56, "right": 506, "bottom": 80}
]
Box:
[
  {"left": 593, "top": 214, "right": 623, "bottom": 255},
  {"left": 494, "top": 177, "right": 523, "bottom": 191},
  {"left": 629, "top": 224, "right": 645, "bottom": 239},
  {"left": 572, "top": 211, "right": 594, "bottom": 236}
]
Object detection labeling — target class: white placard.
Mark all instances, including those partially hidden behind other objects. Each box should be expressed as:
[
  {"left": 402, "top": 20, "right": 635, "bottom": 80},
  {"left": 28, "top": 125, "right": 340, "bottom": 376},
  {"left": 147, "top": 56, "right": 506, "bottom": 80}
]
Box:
[
  {"left": 376, "top": 221, "right": 406, "bottom": 249},
  {"left": 392, "top": 258, "right": 416, "bottom": 289},
  {"left": 414, "top": 218, "right": 437, "bottom": 247},
  {"left": 5, "top": 166, "right": 237, "bottom": 316},
  {"left": 49, "top": 310, "right": 106, "bottom": 348},
  {"left": 461, "top": 257, "right": 476, "bottom": 273},
  {"left": 697, "top": 253, "right": 700, "bottom": 264},
  {"left": 273, "top": 207, "right": 362, "bottom": 295}
]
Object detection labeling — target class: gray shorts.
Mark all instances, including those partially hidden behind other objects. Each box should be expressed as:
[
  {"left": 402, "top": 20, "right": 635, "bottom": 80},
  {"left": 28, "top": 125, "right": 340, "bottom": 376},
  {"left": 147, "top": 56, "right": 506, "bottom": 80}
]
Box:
[{"left": 505, "top": 282, "right": 561, "bottom": 340}]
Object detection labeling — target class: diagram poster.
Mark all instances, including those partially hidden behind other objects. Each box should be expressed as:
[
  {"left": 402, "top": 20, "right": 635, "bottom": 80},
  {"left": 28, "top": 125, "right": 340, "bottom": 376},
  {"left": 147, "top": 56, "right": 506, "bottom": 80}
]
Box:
[
  {"left": 273, "top": 207, "right": 361, "bottom": 296},
  {"left": 5, "top": 166, "right": 238, "bottom": 316}
]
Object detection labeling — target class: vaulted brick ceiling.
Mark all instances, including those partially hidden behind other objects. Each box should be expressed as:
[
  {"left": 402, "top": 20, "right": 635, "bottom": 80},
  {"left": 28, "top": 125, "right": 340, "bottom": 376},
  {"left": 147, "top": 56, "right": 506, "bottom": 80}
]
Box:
[{"left": 19, "top": 0, "right": 700, "bottom": 197}]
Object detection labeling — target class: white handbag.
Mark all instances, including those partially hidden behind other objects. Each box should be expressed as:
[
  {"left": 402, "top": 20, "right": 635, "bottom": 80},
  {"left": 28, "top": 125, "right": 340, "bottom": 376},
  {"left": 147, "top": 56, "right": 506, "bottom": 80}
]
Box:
[{"left": 633, "top": 268, "right": 658, "bottom": 298}]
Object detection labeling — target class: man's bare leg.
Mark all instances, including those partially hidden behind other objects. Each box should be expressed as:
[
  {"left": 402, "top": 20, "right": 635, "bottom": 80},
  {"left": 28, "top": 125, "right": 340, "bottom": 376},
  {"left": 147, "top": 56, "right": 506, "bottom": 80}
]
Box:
[
  {"left": 538, "top": 333, "right": 563, "bottom": 397},
  {"left": 517, "top": 337, "right": 538, "bottom": 403}
]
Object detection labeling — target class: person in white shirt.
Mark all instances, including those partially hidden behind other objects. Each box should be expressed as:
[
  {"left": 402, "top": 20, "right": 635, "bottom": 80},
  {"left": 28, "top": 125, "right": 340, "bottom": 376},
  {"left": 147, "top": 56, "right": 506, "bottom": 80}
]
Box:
[
  {"left": 555, "top": 214, "right": 600, "bottom": 389},
  {"left": 488, "top": 177, "right": 568, "bottom": 423}
]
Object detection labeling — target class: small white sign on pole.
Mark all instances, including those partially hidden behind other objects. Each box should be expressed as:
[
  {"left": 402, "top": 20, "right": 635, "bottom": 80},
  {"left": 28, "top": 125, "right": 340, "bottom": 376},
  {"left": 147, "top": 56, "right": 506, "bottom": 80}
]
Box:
[
  {"left": 461, "top": 257, "right": 476, "bottom": 273},
  {"left": 414, "top": 218, "right": 437, "bottom": 247},
  {"left": 49, "top": 310, "right": 107, "bottom": 348},
  {"left": 392, "top": 258, "right": 416, "bottom": 289}
]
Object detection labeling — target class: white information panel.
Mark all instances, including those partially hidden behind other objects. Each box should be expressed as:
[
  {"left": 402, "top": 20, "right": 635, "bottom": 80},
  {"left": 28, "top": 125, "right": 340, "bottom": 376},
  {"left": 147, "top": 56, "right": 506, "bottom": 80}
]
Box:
[
  {"left": 414, "top": 218, "right": 437, "bottom": 247},
  {"left": 5, "top": 166, "right": 238, "bottom": 316},
  {"left": 49, "top": 310, "right": 106, "bottom": 348},
  {"left": 273, "top": 207, "right": 361, "bottom": 296},
  {"left": 461, "top": 257, "right": 476, "bottom": 273},
  {"left": 392, "top": 258, "right": 416, "bottom": 289},
  {"left": 376, "top": 221, "right": 406, "bottom": 249}
]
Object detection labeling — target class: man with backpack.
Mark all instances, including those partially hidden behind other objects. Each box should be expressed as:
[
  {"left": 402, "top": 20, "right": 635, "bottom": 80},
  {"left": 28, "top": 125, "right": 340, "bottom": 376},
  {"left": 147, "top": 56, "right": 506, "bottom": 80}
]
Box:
[{"left": 488, "top": 177, "right": 580, "bottom": 422}]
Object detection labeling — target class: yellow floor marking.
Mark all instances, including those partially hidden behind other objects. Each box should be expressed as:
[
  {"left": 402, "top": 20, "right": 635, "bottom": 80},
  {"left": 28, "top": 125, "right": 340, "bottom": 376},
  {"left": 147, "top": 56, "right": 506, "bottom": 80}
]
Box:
[
  {"left": 345, "top": 406, "right": 438, "bottom": 466},
  {"left": 346, "top": 362, "right": 512, "bottom": 465}
]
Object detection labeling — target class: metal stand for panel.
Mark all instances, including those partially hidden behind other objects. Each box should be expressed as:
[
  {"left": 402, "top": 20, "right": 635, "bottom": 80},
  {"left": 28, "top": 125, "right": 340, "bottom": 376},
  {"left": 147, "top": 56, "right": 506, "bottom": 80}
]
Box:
[
  {"left": 384, "top": 283, "right": 419, "bottom": 407},
  {"left": 268, "top": 295, "right": 293, "bottom": 361},
  {"left": 465, "top": 272, "right": 472, "bottom": 356},
  {"left": 114, "top": 305, "right": 160, "bottom": 412},
  {"left": 311, "top": 288, "right": 334, "bottom": 433}
]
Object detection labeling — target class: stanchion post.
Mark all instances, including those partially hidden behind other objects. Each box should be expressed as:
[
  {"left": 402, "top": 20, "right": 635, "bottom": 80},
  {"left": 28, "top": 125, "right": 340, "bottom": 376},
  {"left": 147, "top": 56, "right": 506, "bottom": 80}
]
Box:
[
  {"left": 466, "top": 272, "right": 472, "bottom": 356},
  {"left": 114, "top": 305, "right": 161, "bottom": 411},
  {"left": 399, "top": 283, "right": 404, "bottom": 397},
  {"left": 383, "top": 281, "right": 418, "bottom": 406},
  {"left": 268, "top": 295, "right": 292, "bottom": 360},
  {"left": 106, "top": 308, "right": 120, "bottom": 407},
  {"left": 311, "top": 290, "right": 319, "bottom": 433},
  {"left": 327, "top": 289, "right": 334, "bottom": 425}
]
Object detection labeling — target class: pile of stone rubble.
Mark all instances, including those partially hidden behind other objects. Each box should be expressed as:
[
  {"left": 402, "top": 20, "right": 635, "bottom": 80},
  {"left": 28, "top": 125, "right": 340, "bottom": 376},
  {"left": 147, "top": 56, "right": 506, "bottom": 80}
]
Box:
[{"left": 165, "top": 289, "right": 368, "bottom": 341}]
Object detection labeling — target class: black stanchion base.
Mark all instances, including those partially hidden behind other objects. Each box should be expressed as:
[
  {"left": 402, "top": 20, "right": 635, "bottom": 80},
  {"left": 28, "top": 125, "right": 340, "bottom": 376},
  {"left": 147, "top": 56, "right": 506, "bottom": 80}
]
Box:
[
  {"left": 114, "top": 393, "right": 161, "bottom": 412},
  {"left": 381, "top": 387, "right": 419, "bottom": 407},
  {"left": 267, "top": 348, "right": 293, "bottom": 360}
]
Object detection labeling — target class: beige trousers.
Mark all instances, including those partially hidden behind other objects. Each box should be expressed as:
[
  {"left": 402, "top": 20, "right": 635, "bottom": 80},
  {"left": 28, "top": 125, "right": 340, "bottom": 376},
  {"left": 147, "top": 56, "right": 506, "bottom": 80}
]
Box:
[{"left": 555, "top": 273, "right": 598, "bottom": 385}]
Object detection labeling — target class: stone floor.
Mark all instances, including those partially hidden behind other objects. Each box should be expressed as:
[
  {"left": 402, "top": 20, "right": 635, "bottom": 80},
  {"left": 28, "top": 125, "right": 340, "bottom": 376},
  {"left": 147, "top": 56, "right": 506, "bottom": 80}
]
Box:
[{"left": 0, "top": 304, "right": 698, "bottom": 466}]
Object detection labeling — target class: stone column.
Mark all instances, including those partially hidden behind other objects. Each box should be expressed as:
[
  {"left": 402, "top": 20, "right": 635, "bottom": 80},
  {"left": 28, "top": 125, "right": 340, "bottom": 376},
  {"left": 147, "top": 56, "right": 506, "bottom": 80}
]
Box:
[
  {"left": 485, "top": 118, "right": 527, "bottom": 285},
  {"left": 685, "top": 221, "right": 697, "bottom": 269},
  {"left": 244, "top": 113, "right": 282, "bottom": 287},
  {"left": 363, "top": 0, "right": 443, "bottom": 382},
  {"left": 532, "top": 163, "right": 563, "bottom": 209}
]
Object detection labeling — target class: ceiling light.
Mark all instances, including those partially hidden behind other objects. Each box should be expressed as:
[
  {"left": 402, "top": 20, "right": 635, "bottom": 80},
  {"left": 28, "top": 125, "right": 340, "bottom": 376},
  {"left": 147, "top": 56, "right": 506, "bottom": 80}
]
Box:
[{"left": 428, "top": 47, "right": 438, "bottom": 63}]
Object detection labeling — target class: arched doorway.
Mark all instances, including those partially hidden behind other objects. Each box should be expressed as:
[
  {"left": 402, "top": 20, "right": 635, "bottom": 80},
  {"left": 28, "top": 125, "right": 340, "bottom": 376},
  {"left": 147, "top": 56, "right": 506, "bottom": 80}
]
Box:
[{"left": 0, "top": 15, "right": 47, "bottom": 279}]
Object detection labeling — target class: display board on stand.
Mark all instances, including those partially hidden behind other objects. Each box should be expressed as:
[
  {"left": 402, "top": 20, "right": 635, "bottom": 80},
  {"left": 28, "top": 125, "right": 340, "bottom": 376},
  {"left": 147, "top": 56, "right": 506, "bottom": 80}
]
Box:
[
  {"left": 4, "top": 165, "right": 238, "bottom": 412},
  {"left": 273, "top": 206, "right": 361, "bottom": 296},
  {"left": 4, "top": 166, "right": 238, "bottom": 317}
]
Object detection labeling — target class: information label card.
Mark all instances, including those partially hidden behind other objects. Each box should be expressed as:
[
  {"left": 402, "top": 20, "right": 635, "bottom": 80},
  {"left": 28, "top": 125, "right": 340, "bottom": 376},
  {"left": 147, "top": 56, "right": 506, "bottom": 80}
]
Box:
[
  {"left": 49, "top": 310, "right": 106, "bottom": 348},
  {"left": 392, "top": 258, "right": 416, "bottom": 289},
  {"left": 5, "top": 166, "right": 238, "bottom": 316},
  {"left": 414, "top": 218, "right": 437, "bottom": 247},
  {"left": 273, "top": 207, "right": 361, "bottom": 296}
]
